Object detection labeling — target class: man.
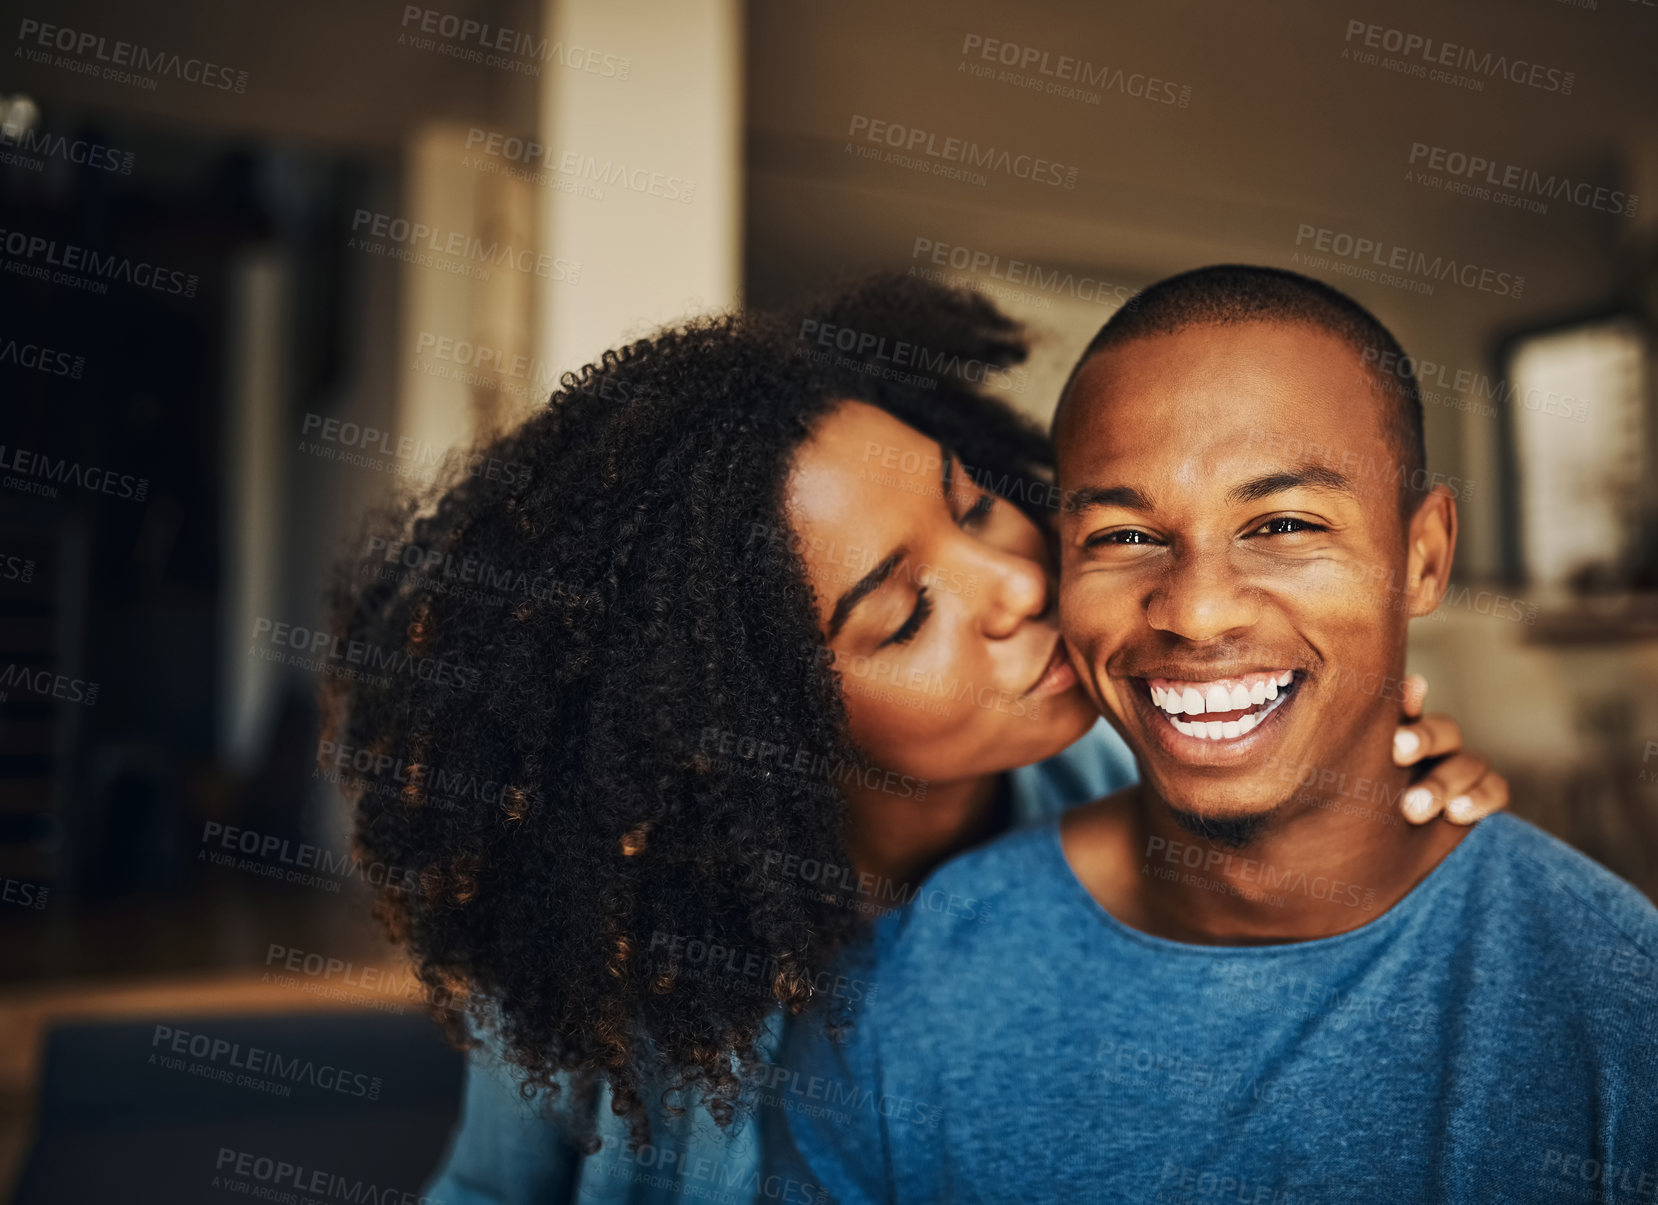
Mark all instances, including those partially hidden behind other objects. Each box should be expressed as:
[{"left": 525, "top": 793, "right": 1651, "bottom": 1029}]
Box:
[{"left": 781, "top": 266, "right": 1658, "bottom": 1203}]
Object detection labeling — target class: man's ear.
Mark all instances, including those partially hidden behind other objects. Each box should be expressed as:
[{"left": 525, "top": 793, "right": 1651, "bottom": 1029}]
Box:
[{"left": 1404, "top": 485, "right": 1457, "bottom": 618}]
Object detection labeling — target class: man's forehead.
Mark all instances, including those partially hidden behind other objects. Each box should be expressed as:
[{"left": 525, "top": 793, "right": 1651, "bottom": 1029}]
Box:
[
  {"left": 1057, "top": 323, "right": 1386, "bottom": 476},
  {"left": 1061, "top": 429, "right": 1324, "bottom": 503}
]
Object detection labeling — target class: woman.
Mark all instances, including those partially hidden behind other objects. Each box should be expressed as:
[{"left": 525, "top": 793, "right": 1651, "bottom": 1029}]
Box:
[{"left": 324, "top": 275, "right": 1505, "bottom": 1202}]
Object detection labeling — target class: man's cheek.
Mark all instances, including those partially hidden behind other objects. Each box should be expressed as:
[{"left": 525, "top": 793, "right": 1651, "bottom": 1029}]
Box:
[
  {"left": 1058, "top": 581, "right": 1130, "bottom": 711},
  {"left": 1057, "top": 580, "right": 1112, "bottom": 660},
  {"left": 1285, "top": 558, "right": 1401, "bottom": 623}
]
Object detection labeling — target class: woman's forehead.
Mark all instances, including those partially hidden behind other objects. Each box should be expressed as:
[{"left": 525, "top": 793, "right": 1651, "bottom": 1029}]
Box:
[
  {"left": 800, "top": 399, "right": 932, "bottom": 462},
  {"left": 788, "top": 404, "right": 943, "bottom": 525}
]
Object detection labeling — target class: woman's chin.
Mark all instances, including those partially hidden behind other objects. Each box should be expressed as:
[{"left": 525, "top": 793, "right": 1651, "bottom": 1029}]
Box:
[
  {"left": 1016, "top": 685, "right": 1102, "bottom": 767},
  {"left": 1059, "top": 686, "right": 1105, "bottom": 733},
  {"left": 865, "top": 686, "right": 1101, "bottom": 786}
]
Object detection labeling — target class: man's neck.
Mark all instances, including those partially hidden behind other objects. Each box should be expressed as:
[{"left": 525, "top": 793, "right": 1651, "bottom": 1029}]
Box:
[{"left": 1065, "top": 736, "right": 1471, "bottom": 944}]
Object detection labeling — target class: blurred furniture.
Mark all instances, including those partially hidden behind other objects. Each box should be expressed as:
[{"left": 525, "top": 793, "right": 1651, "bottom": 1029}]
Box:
[{"left": 11, "top": 1008, "right": 461, "bottom": 1205}]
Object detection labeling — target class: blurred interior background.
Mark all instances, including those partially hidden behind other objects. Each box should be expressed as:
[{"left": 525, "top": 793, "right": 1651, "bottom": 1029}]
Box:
[{"left": 1, "top": 0, "right": 1655, "bottom": 1199}]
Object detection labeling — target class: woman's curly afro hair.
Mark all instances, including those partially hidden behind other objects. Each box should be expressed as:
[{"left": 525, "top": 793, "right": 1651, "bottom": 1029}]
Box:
[{"left": 323, "top": 272, "right": 1055, "bottom": 1146}]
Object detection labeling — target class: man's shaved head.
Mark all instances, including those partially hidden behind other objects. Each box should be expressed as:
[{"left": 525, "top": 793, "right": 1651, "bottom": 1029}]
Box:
[{"left": 1057, "top": 265, "right": 1426, "bottom": 517}]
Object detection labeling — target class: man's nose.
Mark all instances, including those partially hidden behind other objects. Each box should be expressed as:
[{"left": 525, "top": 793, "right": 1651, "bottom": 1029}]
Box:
[{"left": 1143, "top": 548, "right": 1261, "bottom": 642}]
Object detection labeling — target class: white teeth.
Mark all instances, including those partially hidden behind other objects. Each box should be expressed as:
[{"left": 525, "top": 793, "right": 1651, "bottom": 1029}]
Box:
[
  {"left": 1149, "top": 671, "right": 1298, "bottom": 731},
  {"left": 1170, "top": 711, "right": 1264, "bottom": 742}
]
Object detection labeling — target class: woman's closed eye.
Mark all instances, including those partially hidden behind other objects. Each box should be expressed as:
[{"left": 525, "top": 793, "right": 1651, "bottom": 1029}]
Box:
[
  {"left": 882, "top": 586, "right": 933, "bottom": 648},
  {"left": 959, "top": 492, "right": 994, "bottom": 528}
]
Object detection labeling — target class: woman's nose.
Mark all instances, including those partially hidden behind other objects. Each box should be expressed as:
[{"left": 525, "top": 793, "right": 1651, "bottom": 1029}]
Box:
[{"left": 975, "top": 546, "right": 1051, "bottom": 640}]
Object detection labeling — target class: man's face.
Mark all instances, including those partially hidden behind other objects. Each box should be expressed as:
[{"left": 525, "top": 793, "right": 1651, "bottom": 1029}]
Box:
[{"left": 1055, "top": 320, "right": 1451, "bottom": 830}]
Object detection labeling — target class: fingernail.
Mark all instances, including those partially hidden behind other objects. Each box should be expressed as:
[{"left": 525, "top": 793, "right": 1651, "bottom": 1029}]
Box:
[
  {"left": 1402, "top": 787, "right": 1434, "bottom": 822},
  {"left": 1393, "top": 730, "right": 1420, "bottom": 762},
  {"left": 1447, "top": 795, "right": 1474, "bottom": 823}
]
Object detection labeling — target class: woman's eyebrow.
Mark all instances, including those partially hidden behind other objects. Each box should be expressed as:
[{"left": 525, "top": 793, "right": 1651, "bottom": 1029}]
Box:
[{"left": 828, "top": 549, "right": 906, "bottom": 639}]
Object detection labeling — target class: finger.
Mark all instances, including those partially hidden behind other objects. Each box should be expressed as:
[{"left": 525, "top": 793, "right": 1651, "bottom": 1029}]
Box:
[
  {"left": 1399, "top": 673, "right": 1428, "bottom": 720},
  {"left": 1399, "top": 752, "right": 1488, "bottom": 824},
  {"left": 1393, "top": 711, "right": 1462, "bottom": 766},
  {"left": 1444, "top": 770, "right": 1509, "bottom": 825}
]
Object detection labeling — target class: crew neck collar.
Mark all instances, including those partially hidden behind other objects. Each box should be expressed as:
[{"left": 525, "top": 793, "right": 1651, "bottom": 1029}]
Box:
[{"left": 1041, "top": 811, "right": 1499, "bottom": 959}]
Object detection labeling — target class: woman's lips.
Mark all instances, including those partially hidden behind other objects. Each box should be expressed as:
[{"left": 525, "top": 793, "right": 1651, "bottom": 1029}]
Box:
[{"left": 1025, "top": 639, "right": 1078, "bottom": 697}]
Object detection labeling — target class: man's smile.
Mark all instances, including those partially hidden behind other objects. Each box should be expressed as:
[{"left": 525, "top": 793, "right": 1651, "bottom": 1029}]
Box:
[
  {"left": 1148, "top": 670, "right": 1296, "bottom": 738},
  {"left": 1123, "top": 669, "right": 1307, "bottom": 765}
]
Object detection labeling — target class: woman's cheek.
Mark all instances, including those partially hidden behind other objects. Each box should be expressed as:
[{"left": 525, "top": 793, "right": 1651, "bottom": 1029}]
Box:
[
  {"left": 843, "top": 686, "right": 955, "bottom": 776},
  {"left": 839, "top": 650, "right": 962, "bottom": 762}
]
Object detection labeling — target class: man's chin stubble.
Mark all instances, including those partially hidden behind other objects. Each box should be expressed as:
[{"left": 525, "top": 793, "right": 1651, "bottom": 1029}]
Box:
[{"left": 1166, "top": 803, "right": 1273, "bottom": 851}]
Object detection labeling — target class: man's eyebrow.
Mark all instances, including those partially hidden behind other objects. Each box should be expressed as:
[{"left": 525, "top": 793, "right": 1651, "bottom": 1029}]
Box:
[
  {"left": 1227, "top": 465, "right": 1355, "bottom": 505},
  {"left": 828, "top": 549, "right": 905, "bottom": 639},
  {"left": 940, "top": 445, "right": 954, "bottom": 499},
  {"left": 1064, "top": 485, "right": 1156, "bottom": 514}
]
